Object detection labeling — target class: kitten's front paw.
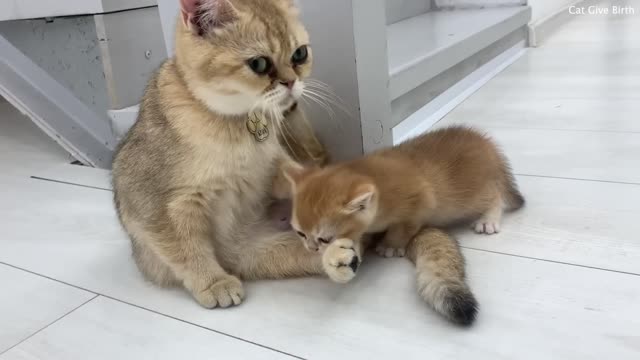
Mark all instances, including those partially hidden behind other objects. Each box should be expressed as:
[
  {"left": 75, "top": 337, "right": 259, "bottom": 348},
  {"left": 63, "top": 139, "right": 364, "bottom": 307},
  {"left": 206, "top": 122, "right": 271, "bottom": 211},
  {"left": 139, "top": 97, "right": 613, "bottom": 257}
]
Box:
[
  {"left": 375, "top": 245, "right": 406, "bottom": 258},
  {"left": 322, "top": 238, "right": 360, "bottom": 283},
  {"left": 193, "top": 275, "right": 245, "bottom": 309}
]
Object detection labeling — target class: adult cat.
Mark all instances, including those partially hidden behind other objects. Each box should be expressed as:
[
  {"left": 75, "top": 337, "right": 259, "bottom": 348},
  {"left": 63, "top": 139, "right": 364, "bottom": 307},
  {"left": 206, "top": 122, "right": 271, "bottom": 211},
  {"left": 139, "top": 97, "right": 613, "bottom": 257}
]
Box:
[
  {"left": 113, "top": 0, "right": 354, "bottom": 308},
  {"left": 112, "top": 0, "right": 478, "bottom": 325}
]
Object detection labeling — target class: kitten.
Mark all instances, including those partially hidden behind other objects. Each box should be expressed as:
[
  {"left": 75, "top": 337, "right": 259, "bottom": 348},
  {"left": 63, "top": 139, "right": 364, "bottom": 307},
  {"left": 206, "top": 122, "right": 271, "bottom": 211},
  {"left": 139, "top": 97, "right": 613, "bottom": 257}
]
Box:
[
  {"left": 112, "top": 0, "right": 361, "bottom": 310},
  {"left": 279, "top": 126, "right": 523, "bottom": 324},
  {"left": 284, "top": 126, "right": 525, "bottom": 257}
]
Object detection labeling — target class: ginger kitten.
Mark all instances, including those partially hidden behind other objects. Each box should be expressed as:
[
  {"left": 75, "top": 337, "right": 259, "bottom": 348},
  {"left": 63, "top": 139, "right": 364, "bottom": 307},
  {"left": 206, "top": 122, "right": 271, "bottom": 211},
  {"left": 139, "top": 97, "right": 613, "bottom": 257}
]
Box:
[
  {"left": 285, "top": 126, "right": 524, "bottom": 256},
  {"left": 280, "top": 126, "right": 524, "bottom": 323}
]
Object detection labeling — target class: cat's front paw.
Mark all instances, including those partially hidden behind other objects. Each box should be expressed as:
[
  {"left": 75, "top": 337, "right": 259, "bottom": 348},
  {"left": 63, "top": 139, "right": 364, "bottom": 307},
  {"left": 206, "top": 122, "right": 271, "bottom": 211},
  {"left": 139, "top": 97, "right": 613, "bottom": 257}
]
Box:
[
  {"left": 322, "top": 238, "right": 360, "bottom": 283},
  {"left": 192, "top": 275, "right": 245, "bottom": 309}
]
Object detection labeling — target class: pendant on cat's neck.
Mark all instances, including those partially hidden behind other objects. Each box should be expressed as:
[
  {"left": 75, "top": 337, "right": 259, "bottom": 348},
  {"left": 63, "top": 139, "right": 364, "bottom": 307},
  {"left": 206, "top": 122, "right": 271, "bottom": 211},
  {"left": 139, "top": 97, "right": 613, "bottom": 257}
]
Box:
[
  {"left": 246, "top": 103, "right": 297, "bottom": 142},
  {"left": 246, "top": 110, "right": 270, "bottom": 142}
]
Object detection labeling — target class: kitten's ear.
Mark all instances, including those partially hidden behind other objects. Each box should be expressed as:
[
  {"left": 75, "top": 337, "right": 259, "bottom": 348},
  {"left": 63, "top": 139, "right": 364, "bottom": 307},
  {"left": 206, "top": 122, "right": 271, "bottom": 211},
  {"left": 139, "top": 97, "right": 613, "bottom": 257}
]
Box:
[
  {"left": 281, "top": 161, "right": 307, "bottom": 189},
  {"left": 180, "top": 0, "right": 238, "bottom": 35},
  {"left": 344, "top": 183, "right": 376, "bottom": 214},
  {"left": 273, "top": 160, "right": 303, "bottom": 199}
]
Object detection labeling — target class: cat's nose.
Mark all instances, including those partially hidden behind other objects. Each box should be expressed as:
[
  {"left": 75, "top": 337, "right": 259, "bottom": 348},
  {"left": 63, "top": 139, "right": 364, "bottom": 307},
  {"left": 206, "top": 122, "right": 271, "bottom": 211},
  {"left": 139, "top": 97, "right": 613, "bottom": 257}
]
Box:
[{"left": 280, "top": 80, "right": 295, "bottom": 90}]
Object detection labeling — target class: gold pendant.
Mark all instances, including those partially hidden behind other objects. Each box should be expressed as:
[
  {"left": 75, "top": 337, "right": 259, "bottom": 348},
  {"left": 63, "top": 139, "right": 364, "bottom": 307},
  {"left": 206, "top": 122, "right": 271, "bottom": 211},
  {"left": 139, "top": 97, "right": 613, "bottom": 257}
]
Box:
[{"left": 246, "top": 111, "right": 269, "bottom": 142}]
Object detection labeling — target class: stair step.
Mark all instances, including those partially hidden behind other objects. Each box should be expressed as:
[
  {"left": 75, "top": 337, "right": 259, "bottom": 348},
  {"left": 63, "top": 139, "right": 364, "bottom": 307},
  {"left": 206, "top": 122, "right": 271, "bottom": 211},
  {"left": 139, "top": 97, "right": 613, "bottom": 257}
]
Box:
[
  {"left": 387, "top": 6, "right": 531, "bottom": 100},
  {"left": 109, "top": 105, "right": 139, "bottom": 140},
  {"left": 386, "top": 0, "right": 433, "bottom": 25}
]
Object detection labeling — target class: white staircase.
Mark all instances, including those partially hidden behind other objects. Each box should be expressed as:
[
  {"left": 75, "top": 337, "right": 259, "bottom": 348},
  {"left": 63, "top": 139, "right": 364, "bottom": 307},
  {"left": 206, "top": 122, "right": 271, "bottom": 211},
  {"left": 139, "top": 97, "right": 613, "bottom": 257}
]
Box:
[
  {"left": 387, "top": 5, "right": 531, "bottom": 143},
  {"left": 1, "top": 0, "right": 532, "bottom": 167},
  {"left": 0, "top": 0, "right": 164, "bottom": 168}
]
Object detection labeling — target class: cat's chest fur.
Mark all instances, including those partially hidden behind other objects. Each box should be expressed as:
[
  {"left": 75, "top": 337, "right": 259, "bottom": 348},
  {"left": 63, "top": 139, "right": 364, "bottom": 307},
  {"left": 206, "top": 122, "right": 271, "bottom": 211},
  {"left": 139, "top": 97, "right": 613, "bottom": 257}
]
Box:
[{"left": 179, "top": 125, "right": 282, "bottom": 208}]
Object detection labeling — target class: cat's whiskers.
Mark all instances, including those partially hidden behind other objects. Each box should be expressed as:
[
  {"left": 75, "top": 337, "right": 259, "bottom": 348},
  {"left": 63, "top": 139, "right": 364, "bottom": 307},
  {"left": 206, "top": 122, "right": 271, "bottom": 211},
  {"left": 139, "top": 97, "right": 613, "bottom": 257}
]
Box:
[
  {"left": 304, "top": 79, "right": 351, "bottom": 116},
  {"left": 301, "top": 90, "right": 336, "bottom": 118},
  {"left": 258, "top": 87, "right": 315, "bottom": 159}
]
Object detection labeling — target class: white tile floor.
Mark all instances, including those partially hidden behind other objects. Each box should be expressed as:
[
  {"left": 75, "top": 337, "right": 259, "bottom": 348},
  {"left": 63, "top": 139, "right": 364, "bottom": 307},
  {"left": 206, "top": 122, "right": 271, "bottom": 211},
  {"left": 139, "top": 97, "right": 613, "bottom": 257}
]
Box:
[{"left": 1, "top": 9, "right": 640, "bottom": 360}]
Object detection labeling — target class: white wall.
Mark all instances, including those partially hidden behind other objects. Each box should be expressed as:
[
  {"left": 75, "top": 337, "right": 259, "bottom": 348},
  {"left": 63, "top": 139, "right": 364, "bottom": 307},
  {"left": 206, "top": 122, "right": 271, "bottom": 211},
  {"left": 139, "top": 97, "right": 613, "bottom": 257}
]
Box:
[{"left": 529, "top": 0, "right": 578, "bottom": 22}]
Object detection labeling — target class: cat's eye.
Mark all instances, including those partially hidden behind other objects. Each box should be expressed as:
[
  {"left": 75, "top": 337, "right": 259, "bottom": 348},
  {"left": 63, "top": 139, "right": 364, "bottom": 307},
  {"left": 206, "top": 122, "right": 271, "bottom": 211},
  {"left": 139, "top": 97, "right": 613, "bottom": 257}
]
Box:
[
  {"left": 318, "top": 236, "right": 333, "bottom": 244},
  {"left": 291, "top": 45, "right": 308, "bottom": 65},
  {"left": 296, "top": 231, "right": 307, "bottom": 239},
  {"left": 248, "top": 56, "right": 273, "bottom": 75}
]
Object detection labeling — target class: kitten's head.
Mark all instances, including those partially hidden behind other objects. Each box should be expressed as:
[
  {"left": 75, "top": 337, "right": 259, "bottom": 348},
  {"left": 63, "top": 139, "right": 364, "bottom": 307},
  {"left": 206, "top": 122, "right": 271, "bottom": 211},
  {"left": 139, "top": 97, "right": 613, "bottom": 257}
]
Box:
[
  {"left": 283, "top": 164, "right": 378, "bottom": 252},
  {"left": 176, "top": 0, "right": 311, "bottom": 116}
]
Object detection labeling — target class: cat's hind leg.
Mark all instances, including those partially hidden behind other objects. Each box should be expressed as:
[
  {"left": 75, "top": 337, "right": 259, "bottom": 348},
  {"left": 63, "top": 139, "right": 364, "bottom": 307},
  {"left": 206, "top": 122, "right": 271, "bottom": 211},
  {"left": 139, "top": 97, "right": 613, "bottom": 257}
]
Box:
[
  {"left": 233, "top": 224, "right": 361, "bottom": 283},
  {"left": 131, "top": 237, "right": 179, "bottom": 287}
]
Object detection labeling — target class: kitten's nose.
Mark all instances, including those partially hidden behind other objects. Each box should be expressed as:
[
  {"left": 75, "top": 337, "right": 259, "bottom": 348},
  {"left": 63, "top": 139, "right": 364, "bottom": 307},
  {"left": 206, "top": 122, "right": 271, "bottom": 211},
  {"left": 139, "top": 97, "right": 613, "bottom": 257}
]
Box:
[{"left": 280, "top": 80, "right": 295, "bottom": 90}]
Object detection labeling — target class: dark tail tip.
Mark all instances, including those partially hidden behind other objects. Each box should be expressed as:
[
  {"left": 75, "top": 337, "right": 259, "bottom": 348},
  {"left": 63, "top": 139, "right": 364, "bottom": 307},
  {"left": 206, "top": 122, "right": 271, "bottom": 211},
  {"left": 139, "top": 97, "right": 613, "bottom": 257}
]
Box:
[{"left": 444, "top": 287, "right": 479, "bottom": 326}]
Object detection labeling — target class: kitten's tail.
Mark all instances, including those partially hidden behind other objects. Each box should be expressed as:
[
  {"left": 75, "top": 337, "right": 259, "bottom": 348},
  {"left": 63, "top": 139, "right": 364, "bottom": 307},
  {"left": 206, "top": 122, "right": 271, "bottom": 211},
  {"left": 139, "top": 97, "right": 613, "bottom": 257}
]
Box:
[
  {"left": 500, "top": 155, "right": 525, "bottom": 211},
  {"left": 407, "top": 228, "right": 478, "bottom": 326}
]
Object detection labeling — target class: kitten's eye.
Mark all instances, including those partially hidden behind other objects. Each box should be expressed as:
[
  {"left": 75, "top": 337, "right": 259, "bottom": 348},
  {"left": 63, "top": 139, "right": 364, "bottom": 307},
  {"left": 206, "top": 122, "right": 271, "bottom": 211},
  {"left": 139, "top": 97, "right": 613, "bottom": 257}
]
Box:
[
  {"left": 318, "top": 236, "right": 333, "bottom": 244},
  {"left": 291, "top": 45, "right": 308, "bottom": 65},
  {"left": 248, "top": 57, "right": 272, "bottom": 75},
  {"left": 296, "top": 231, "right": 307, "bottom": 239}
]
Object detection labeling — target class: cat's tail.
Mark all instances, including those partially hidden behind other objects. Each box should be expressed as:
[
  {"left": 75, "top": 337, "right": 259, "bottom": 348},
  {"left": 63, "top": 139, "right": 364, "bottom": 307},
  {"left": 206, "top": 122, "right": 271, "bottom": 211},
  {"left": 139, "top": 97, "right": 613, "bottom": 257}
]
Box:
[{"left": 407, "top": 228, "right": 478, "bottom": 326}]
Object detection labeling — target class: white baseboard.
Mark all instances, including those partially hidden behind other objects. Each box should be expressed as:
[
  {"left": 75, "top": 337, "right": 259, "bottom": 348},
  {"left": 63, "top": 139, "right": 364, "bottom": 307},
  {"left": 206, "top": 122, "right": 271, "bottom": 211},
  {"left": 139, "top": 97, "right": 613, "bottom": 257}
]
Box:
[
  {"left": 528, "top": 0, "right": 592, "bottom": 47},
  {"left": 435, "top": 0, "right": 526, "bottom": 10},
  {"left": 392, "top": 41, "right": 526, "bottom": 145}
]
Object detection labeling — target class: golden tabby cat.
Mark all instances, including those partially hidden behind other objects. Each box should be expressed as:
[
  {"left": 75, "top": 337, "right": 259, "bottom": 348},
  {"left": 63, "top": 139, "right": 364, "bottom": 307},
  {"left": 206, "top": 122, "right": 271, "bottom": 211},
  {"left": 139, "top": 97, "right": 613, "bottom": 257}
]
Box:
[{"left": 112, "top": 0, "right": 346, "bottom": 308}]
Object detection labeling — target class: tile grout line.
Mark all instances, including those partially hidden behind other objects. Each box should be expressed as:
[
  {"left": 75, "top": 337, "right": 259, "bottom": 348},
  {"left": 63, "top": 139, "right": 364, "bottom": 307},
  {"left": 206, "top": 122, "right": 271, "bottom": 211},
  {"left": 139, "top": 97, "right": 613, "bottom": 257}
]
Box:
[
  {"left": 30, "top": 171, "right": 640, "bottom": 196},
  {"left": 514, "top": 173, "right": 640, "bottom": 186},
  {"left": 485, "top": 126, "right": 640, "bottom": 135},
  {"left": 0, "top": 261, "right": 306, "bottom": 360},
  {"left": 439, "top": 122, "right": 640, "bottom": 135},
  {"left": 0, "top": 294, "right": 99, "bottom": 356},
  {"left": 29, "top": 176, "right": 112, "bottom": 192},
  {"left": 461, "top": 247, "right": 640, "bottom": 277}
]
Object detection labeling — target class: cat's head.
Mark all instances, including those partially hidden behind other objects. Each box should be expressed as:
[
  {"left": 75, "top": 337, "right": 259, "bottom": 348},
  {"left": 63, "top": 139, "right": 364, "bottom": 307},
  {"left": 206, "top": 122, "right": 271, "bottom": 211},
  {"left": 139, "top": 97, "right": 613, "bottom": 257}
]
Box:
[
  {"left": 176, "top": 0, "right": 311, "bottom": 116},
  {"left": 282, "top": 163, "right": 378, "bottom": 252}
]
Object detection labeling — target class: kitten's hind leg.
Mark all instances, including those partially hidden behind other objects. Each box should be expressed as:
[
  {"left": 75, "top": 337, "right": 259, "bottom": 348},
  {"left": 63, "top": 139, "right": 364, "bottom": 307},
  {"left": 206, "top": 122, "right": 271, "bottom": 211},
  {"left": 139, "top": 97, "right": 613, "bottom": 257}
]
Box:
[
  {"left": 376, "top": 222, "right": 420, "bottom": 258},
  {"left": 472, "top": 206, "right": 503, "bottom": 235},
  {"left": 472, "top": 195, "right": 504, "bottom": 235},
  {"left": 407, "top": 228, "right": 478, "bottom": 326}
]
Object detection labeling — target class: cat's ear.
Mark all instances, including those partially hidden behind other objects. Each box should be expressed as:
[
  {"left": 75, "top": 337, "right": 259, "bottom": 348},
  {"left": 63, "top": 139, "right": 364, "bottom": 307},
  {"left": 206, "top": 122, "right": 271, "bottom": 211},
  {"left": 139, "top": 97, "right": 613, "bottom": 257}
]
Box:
[
  {"left": 344, "top": 183, "right": 376, "bottom": 214},
  {"left": 180, "top": 0, "right": 238, "bottom": 35},
  {"left": 274, "top": 0, "right": 300, "bottom": 15},
  {"left": 282, "top": 0, "right": 300, "bottom": 9}
]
